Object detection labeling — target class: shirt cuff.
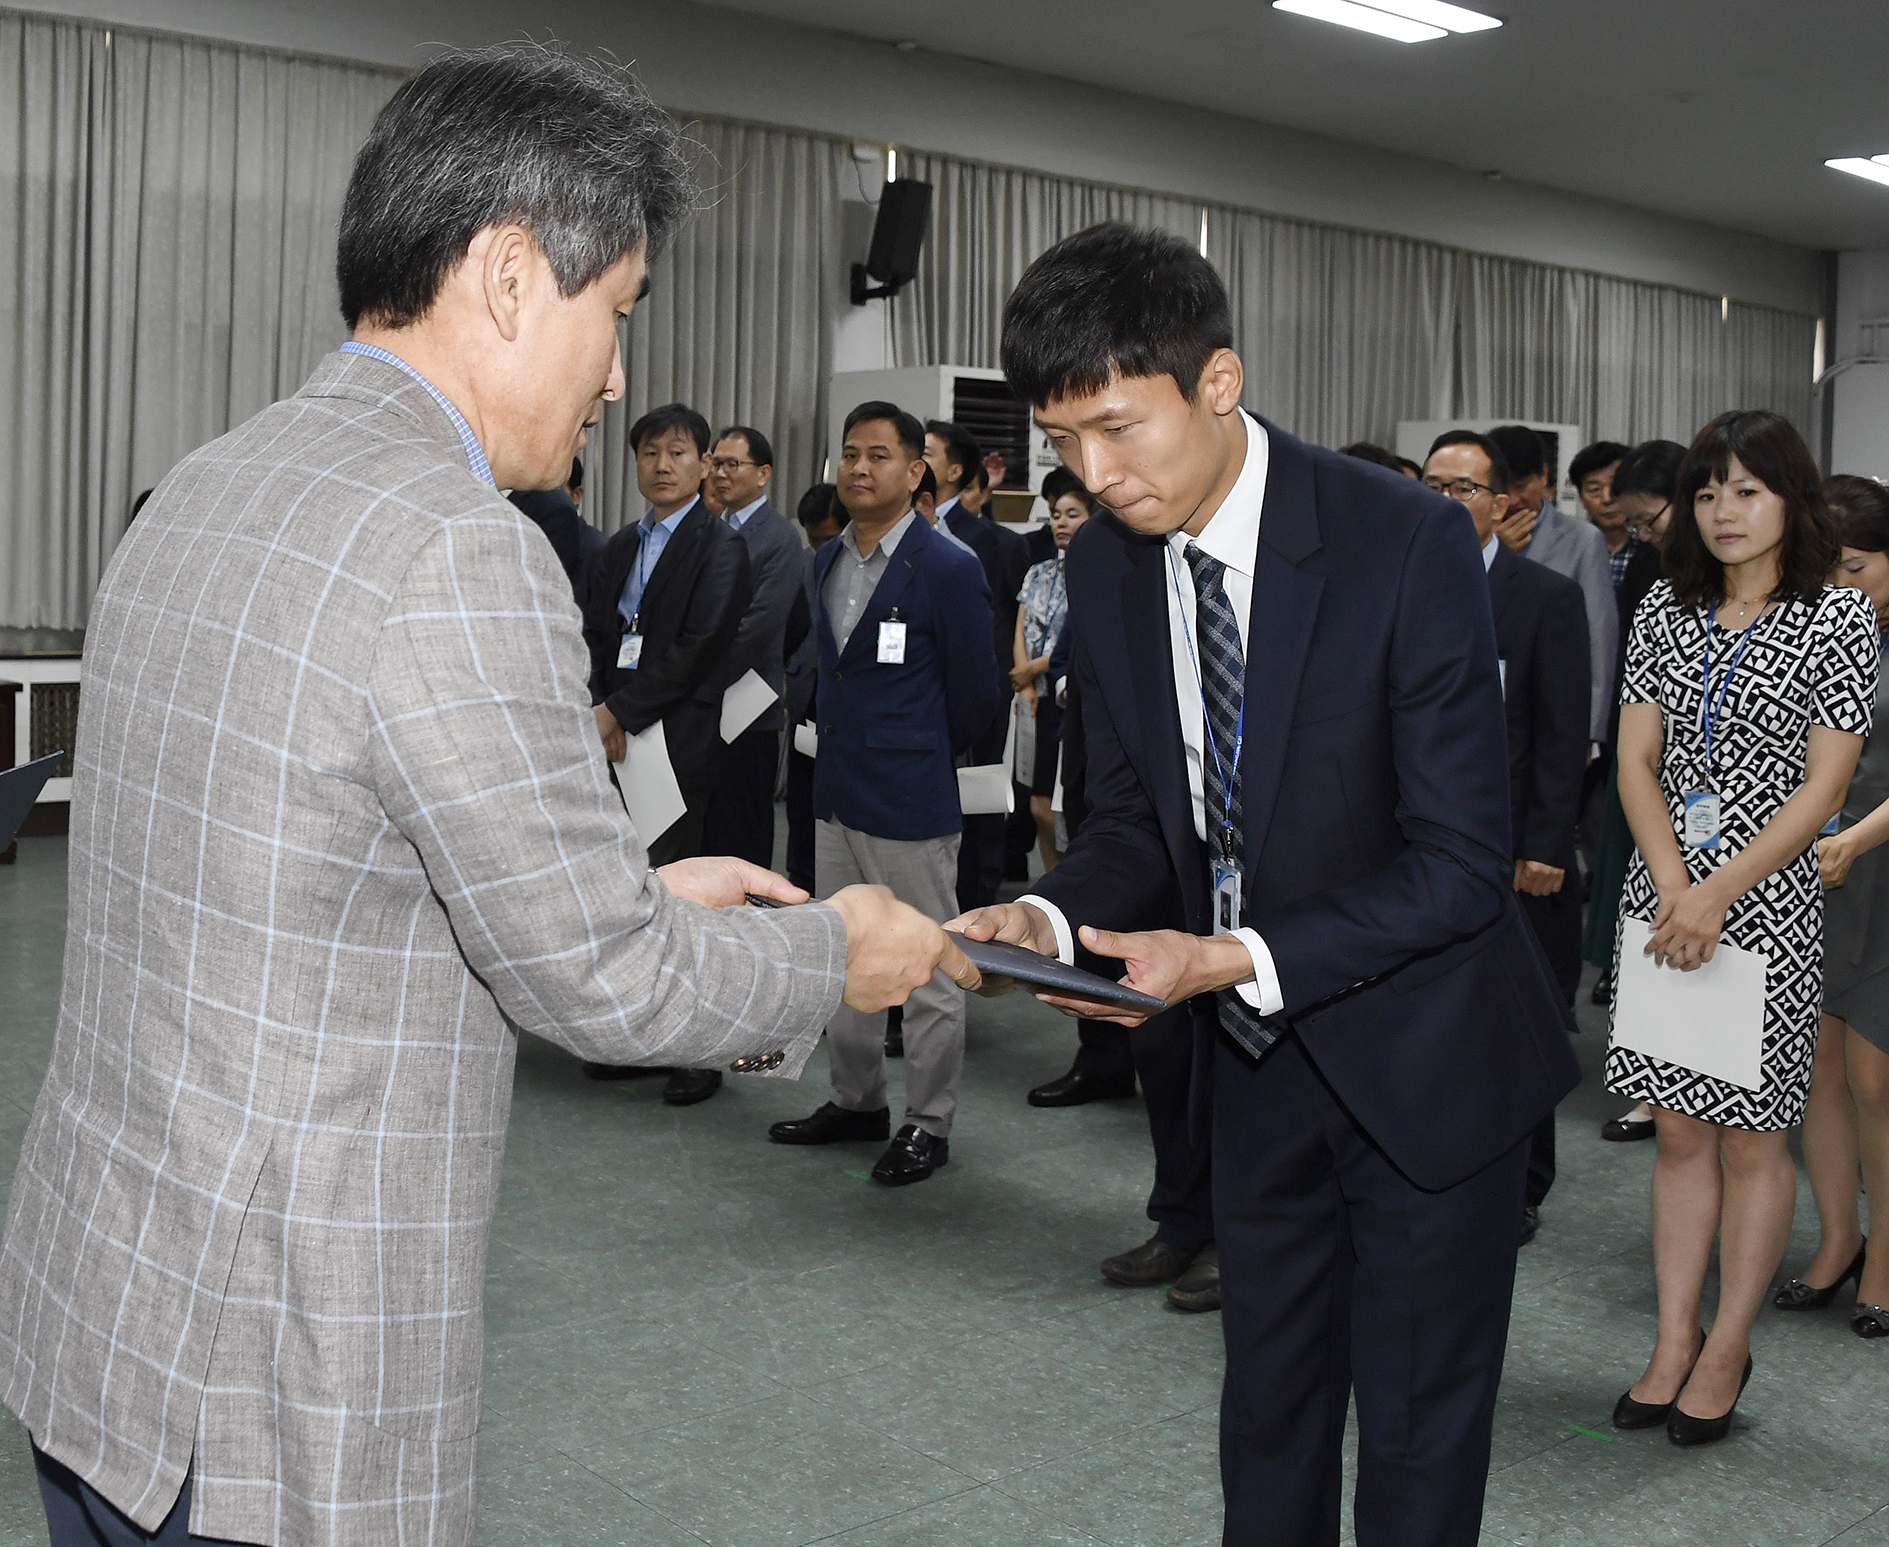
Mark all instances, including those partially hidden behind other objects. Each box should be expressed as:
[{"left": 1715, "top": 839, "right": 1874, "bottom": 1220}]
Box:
[
  {"left": 1014, "top": 893, "right": 1075, "bottom": 964},
  {"left": 1229, "top": 927, "right": 1284, "bottom": 1016}
]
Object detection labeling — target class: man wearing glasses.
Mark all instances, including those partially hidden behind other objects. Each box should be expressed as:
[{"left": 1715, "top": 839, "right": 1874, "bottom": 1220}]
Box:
[{"left": 705, "top": 426, "right": 802, "bottom": 872}]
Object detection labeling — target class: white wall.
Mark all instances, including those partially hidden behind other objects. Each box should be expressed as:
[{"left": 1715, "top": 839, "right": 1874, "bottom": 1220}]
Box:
[
  {"left": 30, "top": 0, "right": 1821, "bottom": 315},
  {"left": 1828, "top": 248, "right": 1889, "bottom": 480}
]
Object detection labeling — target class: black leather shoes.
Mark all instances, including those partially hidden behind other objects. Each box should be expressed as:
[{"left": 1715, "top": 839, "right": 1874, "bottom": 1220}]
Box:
[
  {"left": 1167, "top": 1246, "right": 1220, "bottom": 1313},
  {"left": 1519, "top": 1205, "right": 1540, "bottom": 1247},
  {"left": 1602, "top": 1113, "right": 1656, "bottom": 1142},
  {"left": 1851, "top": 1304, "right": 1889, "bottom": 1338},
  {"left": 1100, "top": 1236, "right": 1196, "bottom": 1287},
  {"left": 1613, "top": 1329, "right": 1705, "bottom": 1430},
  {"left": 663, "top": 1068, "right": 722, "bottom": 1106},
  {"left": 582, "top": 1062, "right": 664, "bottom": 1081},
  {"left": 1667, "top": 1356, "right": 1752, "bottom": 1446},
  {"left": 1027, "top": 1070, "right": 1137, "bottom": 1107},
  {"left": 767, "top": 1102, "right": 891, "bottom": 1145},
  {"left": 1775, "top": 1240, "right": 1866, "bottom": 1309},
  {"left": 871, "top": 1124, "right": 948, "bottom": 1185}
]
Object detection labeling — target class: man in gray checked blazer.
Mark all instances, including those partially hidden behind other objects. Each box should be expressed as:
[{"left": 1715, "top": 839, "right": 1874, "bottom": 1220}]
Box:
[{"left": 0, "top": 48, "right": 970, "bottom": 1547}]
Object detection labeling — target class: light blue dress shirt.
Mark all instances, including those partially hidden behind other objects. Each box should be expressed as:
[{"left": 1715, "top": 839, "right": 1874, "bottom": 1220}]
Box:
[
  {"left": 726, "top": 496, "right": 767, "bottom": 530},
  {"left": 618, "top": 497, "right": 699, "bottom": 627},
  {"left": 337, "top": 341, "right": 494, "bottom": 487}
]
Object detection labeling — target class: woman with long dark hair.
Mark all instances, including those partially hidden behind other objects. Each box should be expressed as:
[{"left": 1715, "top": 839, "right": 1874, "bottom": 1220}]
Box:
[
  {"left": 1606, "top": 411, "right": 1877, "bottom": 1444},
  {"left": 1776, "top": 474, "right": 1889, "bottom": 1336}
]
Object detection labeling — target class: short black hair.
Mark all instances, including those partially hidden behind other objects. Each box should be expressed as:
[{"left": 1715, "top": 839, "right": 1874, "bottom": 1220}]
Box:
[
  {"left": 916, "top": 463, "right": 939, "bottom": 502},
  {"left": 1427, "top": 430, "right": 1511, "bottom": 494},
  {"left": 337, "top": 45, "right": 692, "bottom": 329},
  {"left": 1569, "top": 440, "right": 1630, "bottom": 489},
  {"left": 924, "top": 420, "right": 983, "bottom": 490},
  {"left": 796, "top": 481, "right": 846, "bottom": 531},
  {"left": 1339, "top": 442, "right": 1405, "bottom": 474},
  {"left": 1001, "top": 222, "right": 1233, "bottom": 408},
  {"left": 129, "top": 488, "right": 154, "bottom": 523},
  {"left": 567, "top": 457, "right": 584, "bottom": 490},
  {"left": 716, "top": 425, "right": 774, "bottom": 468},
  {"left": 842, "top": 400, "right": 925, "bottom": 460},
  {"left": 1486, "top": 425, "right": 1545, "bottom": 484},
  {"left": 1665, "top": 411, "right": 1836, "bottom": 610},
  {"left": 1826, "top": 475, "right": 1889, "bottom": 554},
  {"left": 1040, "top": 465, "right": 1100, "bottom": 512},
  {"left": 629, "top": 402, "right": 710, "bottom": 455},
  {"left": 1612, "top": 440, "right": 1686, "bottom": 504},
  {"left": 1396, "top": 456, "right": 1422, "bottom": 479},
  {"left": 967, "top": 460, "right": 990, "bottom": 492}
]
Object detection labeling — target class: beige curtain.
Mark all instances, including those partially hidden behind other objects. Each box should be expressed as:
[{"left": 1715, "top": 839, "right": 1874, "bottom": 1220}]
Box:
[{"left": 0, "top": 9, "right": 402, "bottom": 629}]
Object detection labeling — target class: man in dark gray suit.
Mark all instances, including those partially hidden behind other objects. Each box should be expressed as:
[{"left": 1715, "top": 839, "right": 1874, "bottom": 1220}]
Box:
[{"left": 705, "top": 425, "right": 802, "bottom": 868}]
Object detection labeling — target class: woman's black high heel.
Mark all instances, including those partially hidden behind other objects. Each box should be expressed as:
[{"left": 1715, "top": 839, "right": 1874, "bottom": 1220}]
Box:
[
  {"left": 1774, "top": 1239, "right": 1866, "bottom": 1310},
  {"left": 1612, "top": 1328, "right": 1705, "bottom": 1430},
  {"left": 1667, "top": 1355, "right": 1753, "bottom": 1447}
]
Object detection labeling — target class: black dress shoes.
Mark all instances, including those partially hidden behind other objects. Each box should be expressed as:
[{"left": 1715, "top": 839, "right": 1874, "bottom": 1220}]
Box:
[
  {"left": 1589, "top": 972, "right": 1612, "bottom": 1006},
  {"left": 582, "top": 1062, "right": 664, "bottom": 1081},
  {"left": 871, "top": 1124, "right": 948, "bottom": 1185},
  {"left": 1100, "top": 1236, "right": 1196, "bottom": 1287},
  {"left": 1774, "top": 1240, "right": 1865, "bottom": 1309},
  {"left": 1519, "top": 1205, "right": 1540, "bottom": 1247},
  {"left": 1613, "top": 1328, "right": 1706, "bottom": 1430},
  {"left": 1027, "top": 1070, "right": 1137, "bottom": 1107},
  {"left": 663, "top": 1068, "right": 722, "bottom": 1106},
  {"left": 1601, "top": 1113, "right": 1656, "bottom": 1142},
  {"left": 1167, "top": 1246, "right": 1220, "bottom": 1313},
  {"left": 767, "top": 1102, "right": 891, "bottom": 1145},
  {"left": 1667, "top": 1356, "right": 1753, "bottom": 1446}
]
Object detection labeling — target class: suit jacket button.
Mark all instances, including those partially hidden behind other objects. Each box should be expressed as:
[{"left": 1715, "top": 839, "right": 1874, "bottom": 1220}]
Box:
[{"left": 833, "top": 671, "right": 842, "bottom": 681}]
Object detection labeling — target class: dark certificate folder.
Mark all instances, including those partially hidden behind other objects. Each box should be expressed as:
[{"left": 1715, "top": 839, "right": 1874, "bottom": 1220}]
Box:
[{"left": 1, "top": 752, "right": 65, "bottom": 851}]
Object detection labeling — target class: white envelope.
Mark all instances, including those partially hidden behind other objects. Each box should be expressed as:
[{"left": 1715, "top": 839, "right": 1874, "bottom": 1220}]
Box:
[
  {"left": 793, "top": 721, "right": 818, "bottom": 758},
  {"left": 621, "top": 721, "right": 688, "bottom": 845},
  {"left": 1610, "top": 919, "right": 1768, "bottom": 1091},
  {"left": 720, "top": 669, "right": 778, "bottom": 743},
  {"left": 957, "top": 697, "right": 1021, "bottom": 816}
]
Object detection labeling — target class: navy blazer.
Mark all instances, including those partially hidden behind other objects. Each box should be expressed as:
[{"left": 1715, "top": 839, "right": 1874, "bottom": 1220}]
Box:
[
  {"left": 812, "top": 515, "right": 1000, "bottom": 841},
  {"left": 1032, "top": 421, "right": 1579, "bottom": 1191},
  {"left": 1488, "top": 544, "right": 1590, "bottom": 871}
]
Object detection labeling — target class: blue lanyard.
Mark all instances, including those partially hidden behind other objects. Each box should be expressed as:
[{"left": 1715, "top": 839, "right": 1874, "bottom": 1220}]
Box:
[
  {"left": 1700, "top": 607, "right": 1767, "bottom": 770},
  {"left": 1166, "top": 545, "right": 1246, "bottom": 861}
]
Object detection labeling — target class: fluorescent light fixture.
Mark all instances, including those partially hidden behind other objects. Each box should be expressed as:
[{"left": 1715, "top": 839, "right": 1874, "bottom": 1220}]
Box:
[
  {"left": 1368, "top": 0, "right": 1502, "bottom": 30},
  {"left": 1271, "top": 0, "right": 1501, "bottom": 40},
  {"left": 1272, "top": 0, "right": 1446, "bottom": 43},
  {"left": 1828, "top": 157, "right": 1889, "bottom": 188}
]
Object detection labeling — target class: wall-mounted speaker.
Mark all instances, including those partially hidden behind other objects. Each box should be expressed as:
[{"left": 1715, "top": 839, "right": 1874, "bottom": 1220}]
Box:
[{"left": 851, "top": 179, "right": 932, "bottom": 305}]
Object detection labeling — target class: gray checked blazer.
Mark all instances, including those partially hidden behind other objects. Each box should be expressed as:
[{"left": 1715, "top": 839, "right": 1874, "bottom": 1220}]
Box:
[{"left": 0, "top": 351, "right": 847, "bottom": 1546}]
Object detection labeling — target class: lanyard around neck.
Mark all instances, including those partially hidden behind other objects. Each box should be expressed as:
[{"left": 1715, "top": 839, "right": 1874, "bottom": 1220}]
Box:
[
  {"left": 1701, "top": 607, "right": 1768, "bottom": 769},
  {"left": 1166, "top": 543, "right": 1246, "bottom": 861}
]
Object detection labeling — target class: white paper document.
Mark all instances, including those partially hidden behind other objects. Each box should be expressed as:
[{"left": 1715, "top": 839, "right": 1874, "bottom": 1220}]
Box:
[
  {"left": 1611, "top": 919, "right": 1768, "bottom": 1091},
  {"left": 956, "top": 696, "right": 1021, "bottom": 815},
  {"left": 793, "top": 721, "right": 818, "bottom": 758},
  {"left": 720, "top": 669, "right": 778, "bottom": 743},
  {"left": 621, "top": 721, "right": 687, "bottom": 844}
]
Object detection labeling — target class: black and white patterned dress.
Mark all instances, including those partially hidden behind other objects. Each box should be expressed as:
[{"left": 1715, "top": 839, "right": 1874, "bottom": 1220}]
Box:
[{"left": 1605, "top": 581, "right": 1880, "bottom": 1130}]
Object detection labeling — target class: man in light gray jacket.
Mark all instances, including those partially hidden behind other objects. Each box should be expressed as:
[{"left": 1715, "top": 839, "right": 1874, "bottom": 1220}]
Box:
[
  {"left": 1488, "top": 424, "right": 1617, "bottom": 746},
  {"left": 0, "top": 47, "right": 971, "bottom": 1547}
]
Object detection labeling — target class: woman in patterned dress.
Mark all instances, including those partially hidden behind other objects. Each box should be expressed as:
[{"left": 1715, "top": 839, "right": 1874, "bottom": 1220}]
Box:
[{"left": 1606, "top": 412, "right": 1878, "bottom": 1445}]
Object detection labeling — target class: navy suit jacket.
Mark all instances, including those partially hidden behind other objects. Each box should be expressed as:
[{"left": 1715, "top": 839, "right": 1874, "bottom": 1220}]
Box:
[
  {"left": 812, "top": 515, "right": 1000, "bottom": 841},
  {"left": 1032, "top": 421, "right": 1579, "bottom": 1190}
]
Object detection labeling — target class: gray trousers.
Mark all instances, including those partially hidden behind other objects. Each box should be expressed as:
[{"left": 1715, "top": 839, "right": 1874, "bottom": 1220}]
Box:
[{"left": 816, "top": 819, "right": 965, "bottom": 1137}]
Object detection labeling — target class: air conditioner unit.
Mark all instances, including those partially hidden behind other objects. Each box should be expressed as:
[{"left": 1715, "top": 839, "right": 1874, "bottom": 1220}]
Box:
[
  {"left": 1395, "top": 419, "right": 1586, "bottom": 511},
  {"left": 828, "top": 367, "right": 1052, "bottom": 524}
]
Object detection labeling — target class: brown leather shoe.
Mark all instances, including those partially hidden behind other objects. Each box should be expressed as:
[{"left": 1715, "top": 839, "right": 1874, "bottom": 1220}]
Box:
[
  {"left": 1167, "top": 1245, "right": 1220, "bottom": 1313},
  {"left": 1101, "top": 1236, "right": 1196, "bottom": 1288}
]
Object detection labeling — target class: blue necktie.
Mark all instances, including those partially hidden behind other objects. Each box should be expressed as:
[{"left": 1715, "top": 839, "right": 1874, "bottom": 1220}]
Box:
[{"left": 1183, "top": 541, "right": 1278, "bottom": 1058}]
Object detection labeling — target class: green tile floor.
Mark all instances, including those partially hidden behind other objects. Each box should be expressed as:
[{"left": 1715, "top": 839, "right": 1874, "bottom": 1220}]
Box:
[{"left": 1, "top": 830, "right": 1885, "bottom": 1545}]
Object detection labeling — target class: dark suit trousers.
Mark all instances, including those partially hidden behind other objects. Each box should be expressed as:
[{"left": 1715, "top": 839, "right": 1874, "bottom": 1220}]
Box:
[
  {"left": 1518, "top": 885, "right": 1580, "bottom": 1210},
  {"left": 705, "top": 727, "right": 779, "bottom": 868},
  {"left": 1071, "top": 1013, "right": 1213, "bottom": 1252},
  {"left": 1215, "top": 1036, "right": 1525, "bottom": 1547},
  {"left": 785, "top": 747, "right": 816, "bottom": 895},
  {"left": 35, "top": 1445, "right": 245, "bottom": 1546}
]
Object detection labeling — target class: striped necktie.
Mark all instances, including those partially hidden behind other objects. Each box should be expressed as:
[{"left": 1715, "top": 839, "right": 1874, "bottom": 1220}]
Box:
[{"left": 1183, "top": 541, "right": 1278, "bottom": 1058}]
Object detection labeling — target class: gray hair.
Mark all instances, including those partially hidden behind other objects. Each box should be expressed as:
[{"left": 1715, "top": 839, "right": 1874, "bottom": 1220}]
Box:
[{"left": 337, "top": 44, "right": 694, "bottom": 329}]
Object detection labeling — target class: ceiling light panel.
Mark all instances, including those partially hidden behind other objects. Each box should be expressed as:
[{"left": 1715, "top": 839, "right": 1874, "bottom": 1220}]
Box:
[
  {"left": 1368, "top": 0, "right": 1502, "bottom": 30},
  {"left": 1828, "top": 158, "right": 1889, "bottom": 188},
  {"left": 1272, "top": 0, "right": 1446, "bottom": 43}
]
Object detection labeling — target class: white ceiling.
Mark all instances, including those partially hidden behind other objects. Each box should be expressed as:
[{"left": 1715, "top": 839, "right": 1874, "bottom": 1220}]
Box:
[{"left": 706, "top": 0, "right": 1889, "bottom": 252}]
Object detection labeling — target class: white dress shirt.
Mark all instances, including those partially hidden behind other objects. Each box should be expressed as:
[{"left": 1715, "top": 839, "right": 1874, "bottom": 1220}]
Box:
[{"left": 1019, "top": 409, "right": 1283, "bottom": 1016}]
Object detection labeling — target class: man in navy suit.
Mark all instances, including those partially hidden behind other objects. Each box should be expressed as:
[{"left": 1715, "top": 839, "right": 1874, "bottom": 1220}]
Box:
[
  {"left": 768, "top": 403, "right": 999, "bottom": 1185},
  {"left": 955, "top": 225, "right": 1579, "bottom": 1546}
]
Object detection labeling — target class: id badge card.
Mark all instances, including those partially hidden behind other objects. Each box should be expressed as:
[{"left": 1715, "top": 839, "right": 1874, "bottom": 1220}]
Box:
[
  {"left": 1682, "top": 790, "right": 1721, "bottom": 850},
  {"left": 877, "top": 620, "right": 907, "bottom": 665},
  {"left": 1211, "top": 859, "right": 1242, "bottom": 935},
  {"left": 616, "top": 633, "right": 644, "bottom": 670}
]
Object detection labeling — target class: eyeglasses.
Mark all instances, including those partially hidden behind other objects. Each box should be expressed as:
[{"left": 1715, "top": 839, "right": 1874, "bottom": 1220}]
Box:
[
  {"left": 1422, "top": 476, "right": 1496, "bottom": 502},
  {"left": 708, "top": 456, "right": 757, "bottom": 474}
]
